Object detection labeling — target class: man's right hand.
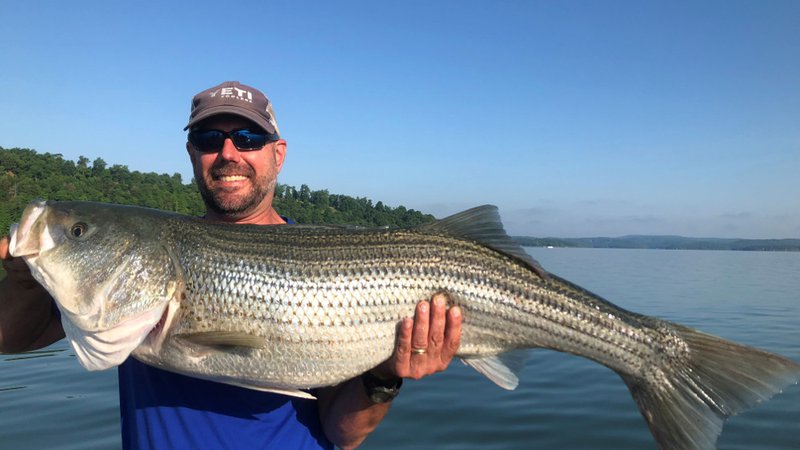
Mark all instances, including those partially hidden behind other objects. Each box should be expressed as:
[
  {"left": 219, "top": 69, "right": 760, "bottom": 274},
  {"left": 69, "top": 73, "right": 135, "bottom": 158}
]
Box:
[
  {"left": 1, "top": 236, "right": 40, "bottom": 289},
  {"left": 0, "top": 235, "right": 64, "bottom": 353}
]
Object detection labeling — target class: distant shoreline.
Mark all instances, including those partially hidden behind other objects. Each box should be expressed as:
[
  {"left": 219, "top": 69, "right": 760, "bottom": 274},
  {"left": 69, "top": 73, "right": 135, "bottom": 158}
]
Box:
[{"left": 513, "top": 235, "right": 800, "bottom": 252}]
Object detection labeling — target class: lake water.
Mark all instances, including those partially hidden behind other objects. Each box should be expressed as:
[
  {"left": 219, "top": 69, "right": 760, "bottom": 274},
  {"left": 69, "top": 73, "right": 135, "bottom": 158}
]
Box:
[{"left": 2, "top": 248, "right": 799, "bottom": 449}]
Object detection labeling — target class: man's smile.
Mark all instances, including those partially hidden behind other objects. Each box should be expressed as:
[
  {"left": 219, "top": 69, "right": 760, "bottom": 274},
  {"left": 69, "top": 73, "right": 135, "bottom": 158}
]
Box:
[{"left": 217, "top": 175, "right": 248, "bottom": 182}]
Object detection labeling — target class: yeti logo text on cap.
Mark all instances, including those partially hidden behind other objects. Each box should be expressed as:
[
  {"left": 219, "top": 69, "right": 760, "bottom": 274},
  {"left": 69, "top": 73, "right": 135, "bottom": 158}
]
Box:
[
  {"left": 184, "top": 81, "right": 280, "bottom": 139},
  {"left": 211, "top": 86, "right": 253, "bottom": 102}
]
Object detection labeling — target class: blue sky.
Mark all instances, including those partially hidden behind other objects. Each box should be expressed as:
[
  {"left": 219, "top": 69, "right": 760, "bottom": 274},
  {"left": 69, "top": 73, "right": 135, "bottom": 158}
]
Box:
[{"left": 1, "top": 1, "right": 798, "bottom": 238}]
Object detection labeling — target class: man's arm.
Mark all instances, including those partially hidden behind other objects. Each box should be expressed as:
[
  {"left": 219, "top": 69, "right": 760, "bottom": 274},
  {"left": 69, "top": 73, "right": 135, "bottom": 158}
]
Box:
[
  {"left": 0, "top": 236, "right": 65, "bottom": 353},
  {"left": 317, "top": 292, "right": 462, "bottom": 449}
]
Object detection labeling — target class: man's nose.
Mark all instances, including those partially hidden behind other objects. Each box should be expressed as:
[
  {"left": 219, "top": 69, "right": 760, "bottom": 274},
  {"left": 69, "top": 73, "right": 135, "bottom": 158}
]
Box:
[{"left": 218, "top": 138, "right": 241, "bottom": 162}]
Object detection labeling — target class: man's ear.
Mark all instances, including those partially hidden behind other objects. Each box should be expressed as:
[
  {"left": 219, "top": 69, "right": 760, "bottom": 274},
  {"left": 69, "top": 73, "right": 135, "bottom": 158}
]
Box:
[
  {"left": 186, "top": 141, "right": 196, "bottom": 165},
  {"left": 274, "top": 139, "right": 287, "bottom": 173}
]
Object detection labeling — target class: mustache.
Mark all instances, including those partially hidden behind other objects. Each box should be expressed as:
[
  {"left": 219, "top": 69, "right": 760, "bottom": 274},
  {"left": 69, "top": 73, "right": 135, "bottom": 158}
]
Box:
[{"left": 210, "top": 162, "right": 254, "bottom": 178}]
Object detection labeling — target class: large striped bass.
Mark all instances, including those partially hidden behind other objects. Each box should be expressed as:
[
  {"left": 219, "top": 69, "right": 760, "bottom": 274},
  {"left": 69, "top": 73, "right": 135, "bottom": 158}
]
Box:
[{"left": 8, "top": 199, "right": 800, "bottom": 450}]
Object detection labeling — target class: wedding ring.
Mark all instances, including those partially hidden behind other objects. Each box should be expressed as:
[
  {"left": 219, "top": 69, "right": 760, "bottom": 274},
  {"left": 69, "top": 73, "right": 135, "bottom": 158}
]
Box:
[{"left": 412, "top": 347, "right": 427, "bottom": 355}]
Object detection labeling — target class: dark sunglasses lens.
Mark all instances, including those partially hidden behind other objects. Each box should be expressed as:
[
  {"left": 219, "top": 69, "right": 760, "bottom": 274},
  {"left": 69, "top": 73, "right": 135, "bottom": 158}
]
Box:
[
  {"left": 189, "top": 130, "right": 225, "bottom": 153},
  {"left": 230, "top": 130, "right": 268, "bottom": 150}
]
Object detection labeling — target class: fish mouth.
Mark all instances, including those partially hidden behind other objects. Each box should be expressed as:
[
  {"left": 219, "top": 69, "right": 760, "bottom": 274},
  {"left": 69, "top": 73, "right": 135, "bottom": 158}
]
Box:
[
  {"left": 9, "top": 200, "right": 48, "bottom": 258},
  {"left": 8, "top": 223, "right": 22, "bottom": 255},
  {"left": 8, "top": 224, "right": 40, "bottom": 259},
  {"left": 63, "top": 300, "right": 171, "bottom": 371}
]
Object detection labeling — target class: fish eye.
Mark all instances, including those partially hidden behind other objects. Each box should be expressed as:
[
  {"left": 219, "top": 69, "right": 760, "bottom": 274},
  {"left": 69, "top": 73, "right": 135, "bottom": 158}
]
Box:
[{"left": 70, "top": 223, "right": 88, "bottom": 238}]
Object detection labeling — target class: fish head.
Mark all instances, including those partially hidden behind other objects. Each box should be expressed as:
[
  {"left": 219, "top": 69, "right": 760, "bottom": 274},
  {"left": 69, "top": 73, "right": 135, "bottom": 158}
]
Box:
[{"left": 9, "top": 200, "right": 180, "bottom": 370}]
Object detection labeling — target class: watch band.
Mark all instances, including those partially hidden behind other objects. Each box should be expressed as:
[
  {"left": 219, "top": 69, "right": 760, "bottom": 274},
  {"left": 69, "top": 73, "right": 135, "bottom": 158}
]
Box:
[{"left": 362, "top": 370, "right": 403, "bottom": 403}]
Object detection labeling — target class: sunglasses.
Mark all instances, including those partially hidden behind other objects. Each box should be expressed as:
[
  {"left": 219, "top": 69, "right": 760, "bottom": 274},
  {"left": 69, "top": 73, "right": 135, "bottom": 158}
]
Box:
[{"left": 188, "top": 128, "right": 279, "bottom": 153}]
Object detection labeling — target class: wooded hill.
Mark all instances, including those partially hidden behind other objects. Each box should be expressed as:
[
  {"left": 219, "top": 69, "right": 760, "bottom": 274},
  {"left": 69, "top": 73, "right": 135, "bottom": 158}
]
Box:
[{"left": 0, "top": 146, "right": 434, "bottom": 241}]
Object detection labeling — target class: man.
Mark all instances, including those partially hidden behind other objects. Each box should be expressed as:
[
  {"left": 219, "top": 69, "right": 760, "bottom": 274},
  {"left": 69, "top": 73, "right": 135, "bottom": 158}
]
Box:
[{"left": 0, "top": 81, "right": 463, "bottom": 449}]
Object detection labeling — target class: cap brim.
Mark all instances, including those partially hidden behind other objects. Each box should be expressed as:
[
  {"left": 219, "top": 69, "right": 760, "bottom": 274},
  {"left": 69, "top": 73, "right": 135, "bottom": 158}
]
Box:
[{"left": 184, "top": 105, "right": 277, "bottom": 135}]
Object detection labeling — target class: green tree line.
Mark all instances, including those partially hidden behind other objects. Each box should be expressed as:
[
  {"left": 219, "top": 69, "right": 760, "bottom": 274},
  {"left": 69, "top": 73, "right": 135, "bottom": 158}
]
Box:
[{"left": 0, "top": 146, "right": 434, "bottom": 245}]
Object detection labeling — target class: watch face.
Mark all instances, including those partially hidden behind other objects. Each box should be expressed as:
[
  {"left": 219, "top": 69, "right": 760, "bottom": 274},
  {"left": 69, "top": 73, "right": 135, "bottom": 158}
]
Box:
[
  {"left": 370, "top": 391, "right": 394, "bottom": 403},
  {"left": 362, "top": 372, "right": 402, "bottom": 403}
]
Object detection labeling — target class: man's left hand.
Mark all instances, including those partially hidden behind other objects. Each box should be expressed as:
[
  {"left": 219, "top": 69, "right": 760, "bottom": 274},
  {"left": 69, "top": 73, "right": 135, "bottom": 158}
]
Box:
[{"left": 373, "top": 292, "right": 462, "bottom": 380}]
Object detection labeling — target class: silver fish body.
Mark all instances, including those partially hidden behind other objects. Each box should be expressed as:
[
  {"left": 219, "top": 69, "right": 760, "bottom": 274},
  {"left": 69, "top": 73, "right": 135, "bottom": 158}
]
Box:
[{"left": 9, "top": 200, "right": 800, "bottom": 450}]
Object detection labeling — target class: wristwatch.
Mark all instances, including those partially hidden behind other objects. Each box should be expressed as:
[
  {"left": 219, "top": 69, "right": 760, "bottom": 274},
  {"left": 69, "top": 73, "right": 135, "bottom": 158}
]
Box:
[{"left": 362, "top": 370, "right": 403, "bottom": 403}]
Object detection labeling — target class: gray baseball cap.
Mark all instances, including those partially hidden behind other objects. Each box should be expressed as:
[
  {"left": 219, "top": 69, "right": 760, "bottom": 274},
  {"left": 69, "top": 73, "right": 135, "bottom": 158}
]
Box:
[{"left": 184, "top": 81, "right": 280, "bottom": 137}]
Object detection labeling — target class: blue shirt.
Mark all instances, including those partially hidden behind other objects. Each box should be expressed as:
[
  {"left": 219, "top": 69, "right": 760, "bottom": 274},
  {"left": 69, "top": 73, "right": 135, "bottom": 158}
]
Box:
[
  {"left": 118, "top": 360, "right": 332, "bottom": 450},
  {"left": 118, "top": 216, "right": 333, "bottom": 450}
]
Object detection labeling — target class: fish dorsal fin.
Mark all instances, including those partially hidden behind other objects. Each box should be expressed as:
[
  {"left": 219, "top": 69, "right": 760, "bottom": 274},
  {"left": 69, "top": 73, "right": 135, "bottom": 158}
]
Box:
[
  {"left": 422, "top": 205, "right": 547, "bottom": 278},
  {"left": 460, "top": 349, "right": 531, "bottom": 390}
]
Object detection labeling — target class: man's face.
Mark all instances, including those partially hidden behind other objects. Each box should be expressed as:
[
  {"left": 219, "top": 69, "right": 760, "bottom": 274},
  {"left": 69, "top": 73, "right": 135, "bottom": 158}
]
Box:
[{"left": 187, "top": 114, "right": 286, "bottom": 220}]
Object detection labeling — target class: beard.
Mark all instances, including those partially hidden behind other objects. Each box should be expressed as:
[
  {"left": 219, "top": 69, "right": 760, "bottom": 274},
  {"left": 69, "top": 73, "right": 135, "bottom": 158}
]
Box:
[{"left": 195, "top": 161, "right": 276, "bottom": 218}]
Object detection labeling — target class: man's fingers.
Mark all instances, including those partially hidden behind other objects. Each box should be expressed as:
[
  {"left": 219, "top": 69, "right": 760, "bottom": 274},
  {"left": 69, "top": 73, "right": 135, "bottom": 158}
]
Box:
[
  {"left": 428, "top": 292, "right": 448, "bottom": 352},
  {"left": 1, "top": 236, "right": 21, "bottom": 272},
  {"left": 443, "top": 305, "right": 462, "bottom": 364},
  {"left": 391, "top": 317, "right": 413, "bottom": 377},
  {"left": 411, "top": 301, "right": 430, "bottom": 352},
  {"left": 384, "top": 295, "right": 463, "bottom": 380},
  {"left": 0, "top": 236, "right": 10, "bottom": 260}
]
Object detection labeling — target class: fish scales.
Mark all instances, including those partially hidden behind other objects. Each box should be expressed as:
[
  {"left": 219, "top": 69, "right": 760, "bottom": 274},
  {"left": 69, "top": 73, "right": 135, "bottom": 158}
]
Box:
[
  {"left": 8, "top": 200, "right": 800, "bottom": 450},
  {"left": 161, "top": 217, "right": 667, "bottom": 387},
  {"left": 149, "top": 215, "right": 715, "bottom": 382}
]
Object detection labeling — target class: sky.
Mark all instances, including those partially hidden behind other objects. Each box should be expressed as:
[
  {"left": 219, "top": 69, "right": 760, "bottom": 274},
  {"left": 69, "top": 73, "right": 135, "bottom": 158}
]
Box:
[{"left": 1, "top": 1, "right": 798, "bottom": 239}]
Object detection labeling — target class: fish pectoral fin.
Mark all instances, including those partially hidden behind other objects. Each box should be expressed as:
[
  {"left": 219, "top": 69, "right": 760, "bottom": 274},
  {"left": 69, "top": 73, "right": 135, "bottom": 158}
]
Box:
[
  {"left": 461, "top": 349, "right": 530, "bottom": 390},
  {"left": 222, "top": 381, "right": 317, "bottom": 400},
  {"left": 177, "top": 331, "right": 267, "bottom": 349}
]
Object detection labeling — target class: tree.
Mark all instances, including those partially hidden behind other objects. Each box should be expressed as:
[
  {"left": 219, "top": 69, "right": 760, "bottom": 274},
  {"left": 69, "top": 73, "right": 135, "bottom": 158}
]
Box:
[
  {"left": 92, "top": 157, "right": 107, "bottom": 176},
  {"left": 310, "top": 189, "right": 330, "bottom": 207},
  {"left": 298, "top": 184, "right": 311, "bottom": 203}
]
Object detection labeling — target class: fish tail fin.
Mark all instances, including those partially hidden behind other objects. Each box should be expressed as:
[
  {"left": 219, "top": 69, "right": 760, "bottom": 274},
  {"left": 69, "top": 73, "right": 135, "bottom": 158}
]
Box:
[{"left": 621, "top": 324, "right": 800, "bottom": 450}]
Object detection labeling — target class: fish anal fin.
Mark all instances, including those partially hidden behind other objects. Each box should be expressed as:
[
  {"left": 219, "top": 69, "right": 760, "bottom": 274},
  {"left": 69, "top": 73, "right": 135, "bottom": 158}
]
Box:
[
  {"left": 461, "top": 349, "right": 530, "bottom": 390},
  {"left": 222, "top": 381, "right": 317, "bottom": 400}
]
